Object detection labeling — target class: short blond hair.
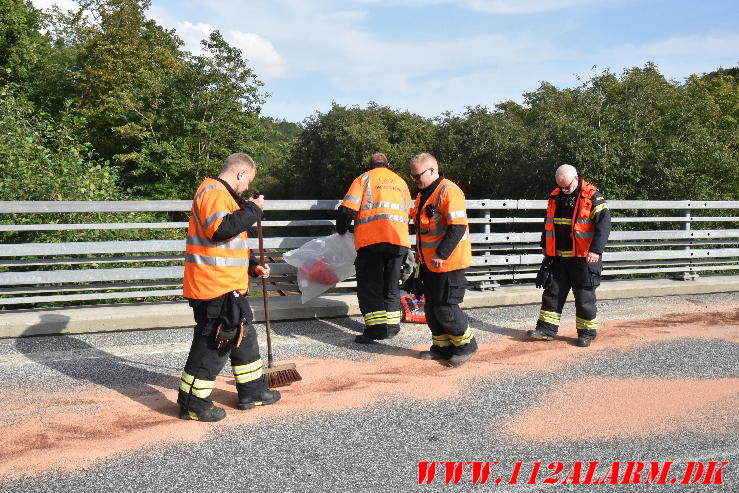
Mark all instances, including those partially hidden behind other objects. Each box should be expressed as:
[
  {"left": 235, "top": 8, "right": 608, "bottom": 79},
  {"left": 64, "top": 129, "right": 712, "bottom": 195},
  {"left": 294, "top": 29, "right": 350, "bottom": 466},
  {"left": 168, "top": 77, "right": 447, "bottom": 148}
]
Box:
[
  {"left": 221, "top": 152, "right": 255, "bottom": 174},
  {"left": 410, "top": 152, "right": 437, "bottom": 168}
]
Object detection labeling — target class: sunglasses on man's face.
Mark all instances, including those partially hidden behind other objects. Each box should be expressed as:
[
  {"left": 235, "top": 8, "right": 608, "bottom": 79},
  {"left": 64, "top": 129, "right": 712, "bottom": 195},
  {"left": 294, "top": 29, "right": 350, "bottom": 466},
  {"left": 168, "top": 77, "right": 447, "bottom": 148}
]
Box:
[{"left": 411, "top": 168, "right": 432, "bottom": 180}]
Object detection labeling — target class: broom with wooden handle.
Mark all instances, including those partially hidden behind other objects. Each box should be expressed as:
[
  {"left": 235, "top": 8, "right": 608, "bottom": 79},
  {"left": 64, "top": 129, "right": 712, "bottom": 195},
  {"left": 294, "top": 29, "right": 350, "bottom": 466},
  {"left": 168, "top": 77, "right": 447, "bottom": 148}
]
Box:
[{"left": 254, "top": 204, "right": 301, "bottom": 388}]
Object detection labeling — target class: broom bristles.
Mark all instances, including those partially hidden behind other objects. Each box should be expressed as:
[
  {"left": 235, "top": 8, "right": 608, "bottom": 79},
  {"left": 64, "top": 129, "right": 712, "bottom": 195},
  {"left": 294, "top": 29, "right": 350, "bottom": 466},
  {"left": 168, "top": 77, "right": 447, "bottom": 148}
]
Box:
[{"left": 264, "top": 363, "right": 302, "bottom": 388}]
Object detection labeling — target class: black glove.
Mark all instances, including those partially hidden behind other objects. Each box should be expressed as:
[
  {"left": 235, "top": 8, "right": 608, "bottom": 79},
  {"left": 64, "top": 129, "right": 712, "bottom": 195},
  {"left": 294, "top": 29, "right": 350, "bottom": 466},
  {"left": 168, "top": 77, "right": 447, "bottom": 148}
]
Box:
[{"left": 536, "top": 257, "right": 554, "bottom": 290}]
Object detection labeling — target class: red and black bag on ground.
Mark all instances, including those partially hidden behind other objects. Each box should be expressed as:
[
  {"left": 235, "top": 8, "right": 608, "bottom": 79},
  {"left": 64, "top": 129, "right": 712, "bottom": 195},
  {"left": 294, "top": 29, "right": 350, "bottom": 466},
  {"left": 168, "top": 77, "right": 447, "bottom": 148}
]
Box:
[{"left": 400, "top": 295, "right": 426, "bottom": 323}]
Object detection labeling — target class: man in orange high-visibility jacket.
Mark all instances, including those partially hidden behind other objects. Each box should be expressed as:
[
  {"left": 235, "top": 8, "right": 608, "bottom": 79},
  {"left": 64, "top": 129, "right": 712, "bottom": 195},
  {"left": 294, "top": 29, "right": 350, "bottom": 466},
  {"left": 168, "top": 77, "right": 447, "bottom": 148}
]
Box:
[
  {"left": 179, "top": 153, "right": 281, "bottom": 422},
  {"left": 337, "top": 153, "right": 412, "bottom": 343},
  {"left": 409, "top": 153, "right": 477, "bottom": 367},
  {"left": 528, "top": 164, "right": 611, "bottom": 348}
]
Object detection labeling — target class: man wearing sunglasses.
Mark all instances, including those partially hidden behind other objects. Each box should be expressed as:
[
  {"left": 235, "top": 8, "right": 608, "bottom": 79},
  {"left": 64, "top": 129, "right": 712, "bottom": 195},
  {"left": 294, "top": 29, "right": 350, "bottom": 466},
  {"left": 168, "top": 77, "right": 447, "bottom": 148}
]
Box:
[
  {"left": 528, "top": 164, "right": 611, "bottom": 347},
  {"left": 337, "top": 153, "right": 412, "bottom": 343},
  {"left": 409, "top": 153, "right": 477, "bottom": 367}
]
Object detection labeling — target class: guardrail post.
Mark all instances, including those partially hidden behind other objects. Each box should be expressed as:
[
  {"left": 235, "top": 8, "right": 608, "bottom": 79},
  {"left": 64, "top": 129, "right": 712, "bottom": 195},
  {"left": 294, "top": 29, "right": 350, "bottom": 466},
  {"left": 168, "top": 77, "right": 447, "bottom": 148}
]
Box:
[
  {"left": 675, "top": 207, "right": 698, "bottom": 281},
  {"left": 473, "top": 203, "right": 499, "bottom": 291}
]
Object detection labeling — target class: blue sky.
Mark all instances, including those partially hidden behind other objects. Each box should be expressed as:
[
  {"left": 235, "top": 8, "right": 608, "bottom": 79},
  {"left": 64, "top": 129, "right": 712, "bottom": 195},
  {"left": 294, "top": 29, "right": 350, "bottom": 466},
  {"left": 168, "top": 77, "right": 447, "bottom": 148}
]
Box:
[{"left": 33, "top": 0, "right": 739, "bottom": 123}]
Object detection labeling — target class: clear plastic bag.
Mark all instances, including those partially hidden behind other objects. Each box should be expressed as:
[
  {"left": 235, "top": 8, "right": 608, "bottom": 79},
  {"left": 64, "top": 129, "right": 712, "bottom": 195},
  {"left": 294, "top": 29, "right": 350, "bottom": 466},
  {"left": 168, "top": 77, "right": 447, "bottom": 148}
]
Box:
[{"left": 283, "top": 233, "right": 357, "bottom": 303}]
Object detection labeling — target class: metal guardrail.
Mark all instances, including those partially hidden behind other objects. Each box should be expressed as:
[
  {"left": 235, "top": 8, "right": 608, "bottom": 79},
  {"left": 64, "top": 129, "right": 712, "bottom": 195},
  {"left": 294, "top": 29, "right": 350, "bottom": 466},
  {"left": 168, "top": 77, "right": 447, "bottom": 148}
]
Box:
[{"left": 1, "top": 200, "right": 738, "bottom": 306}]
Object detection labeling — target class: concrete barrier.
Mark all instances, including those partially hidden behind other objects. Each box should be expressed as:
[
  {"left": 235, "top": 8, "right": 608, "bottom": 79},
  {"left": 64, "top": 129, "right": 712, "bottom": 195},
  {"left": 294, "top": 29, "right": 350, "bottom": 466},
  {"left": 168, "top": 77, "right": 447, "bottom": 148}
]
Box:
[{"left": 1, "top": 275, "right": 738, "bottom": 338}]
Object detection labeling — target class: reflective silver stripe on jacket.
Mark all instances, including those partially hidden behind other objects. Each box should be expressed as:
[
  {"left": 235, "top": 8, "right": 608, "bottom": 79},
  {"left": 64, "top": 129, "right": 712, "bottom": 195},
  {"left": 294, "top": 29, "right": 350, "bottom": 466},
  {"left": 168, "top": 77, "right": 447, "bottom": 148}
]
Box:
[
  {"left": 447, "top": 210, "right": 466, "bottom": 220},
  {"left": 361, "top": 173, "right": 372, "bottom": 204},
  {"left": 362, "top": 200, "right": 408, "bottom": 212},
  {"left": 193, "top": 183, "right": 224, "bottom": 204},
  {"left": 574, "top": 231, "right": 594, "bottom": 239},
  {"left": 184, "top": 254, "right": 249, "bottom": 267},
  {"left": 203, "top": 211, "right": 228, "bottom": 231},
  {"left": 420, "top": 230, "right": 469, "bottom": 249},
  {"left": 575, "top": 218, "right": 593, "bottom": 224},
  {"left": 343, "top": 194, "right": 361, "bottom": 204},
  {"left": 186, "top": 235, "right": 248, "bottom": 250},
  {"left": 435, "top": 183, "right": 454, "bottom": 208},
  {"left": 354, "top": 213, "right": 409, "bottom": 226},
  {"left": 420, "top": 221, "right": 444, "bottom": 236}
]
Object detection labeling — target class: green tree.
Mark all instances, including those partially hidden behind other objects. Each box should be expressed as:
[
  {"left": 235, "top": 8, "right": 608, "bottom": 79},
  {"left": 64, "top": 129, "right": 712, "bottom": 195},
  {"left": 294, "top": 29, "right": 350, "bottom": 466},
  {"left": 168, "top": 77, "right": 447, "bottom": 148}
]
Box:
[
  {"left": 0, "top": 0, "right": 47, "bottom": 86},
  {"left": 434, "top": 105, "right": 543, "bottom": 199},
  {"left": 289, "top": 102, "right": 435, "bottom": 199},
  {"left": 0, "top": 86, "right": 120, "bottom": 201},
  {"left": 134, "top": 30, "right": 267, "bottom": 199}
]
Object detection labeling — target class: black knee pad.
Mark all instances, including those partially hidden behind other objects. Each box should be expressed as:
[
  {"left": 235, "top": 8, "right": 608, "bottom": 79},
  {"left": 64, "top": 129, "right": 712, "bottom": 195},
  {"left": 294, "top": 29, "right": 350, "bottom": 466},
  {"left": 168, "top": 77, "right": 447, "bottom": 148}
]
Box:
[{"left": 433, "top": 305, "right": 456, "bottom": 329}]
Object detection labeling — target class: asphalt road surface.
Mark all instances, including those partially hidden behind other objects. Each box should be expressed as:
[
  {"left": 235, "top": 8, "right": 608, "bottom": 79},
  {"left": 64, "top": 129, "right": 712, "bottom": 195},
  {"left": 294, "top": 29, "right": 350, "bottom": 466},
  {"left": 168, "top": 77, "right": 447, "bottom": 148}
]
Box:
[{"left": 1, "top": 292, "right": 737, "bottom": 492}]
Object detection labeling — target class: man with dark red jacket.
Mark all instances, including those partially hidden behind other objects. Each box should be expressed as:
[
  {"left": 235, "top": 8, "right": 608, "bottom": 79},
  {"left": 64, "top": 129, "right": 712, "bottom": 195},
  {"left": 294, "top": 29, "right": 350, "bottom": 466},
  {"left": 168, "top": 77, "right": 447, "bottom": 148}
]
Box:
[{"left": 528, "top": 164, "right": 611, "bottom": 347}]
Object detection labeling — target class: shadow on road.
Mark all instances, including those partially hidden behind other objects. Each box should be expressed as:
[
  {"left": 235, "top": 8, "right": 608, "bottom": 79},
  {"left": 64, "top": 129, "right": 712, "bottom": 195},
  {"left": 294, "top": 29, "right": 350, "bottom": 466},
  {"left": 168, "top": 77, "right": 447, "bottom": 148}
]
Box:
[
  {"left": 15, "top": 314, "right": 180, "bottom": 417},
  {"left": 467, "top": 313, "right": 583, "bottom": 346},
  {"left": 270, "top": 315, "right": 416, "bottom": 357}
]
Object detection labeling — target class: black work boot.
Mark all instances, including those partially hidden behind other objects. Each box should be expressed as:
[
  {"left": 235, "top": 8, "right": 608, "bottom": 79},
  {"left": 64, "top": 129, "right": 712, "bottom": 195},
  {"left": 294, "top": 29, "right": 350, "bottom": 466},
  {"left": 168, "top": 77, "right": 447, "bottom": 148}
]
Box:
[
  {"left": 418, "top": 345, "right": 453, "bottom": 361},
  {"left": 577, "top": 337, "right": 593, "bottom": 347},
  {"left": 179, "top": 405, "right": 226, "bottom": 422},
  {"left": 238, "top": 389, "right": 281, "bottom": 410},
  {"left": 576, "top": 329, "right": 595, "bottom": 347},
  {"left": 527, "top": 329, "right": 555, "bottom": 341},
  {"left": 356, "top": 322, "right": 391, "bottom": 343},
  {"left": 355, "top": 333, "right": 378, "bottom": 344},
  {"left": 448, "top": 338, "right": 478, "bottom": 367},
  {"left": 385, "top": 324, "right": 401, "bottom": 339}
]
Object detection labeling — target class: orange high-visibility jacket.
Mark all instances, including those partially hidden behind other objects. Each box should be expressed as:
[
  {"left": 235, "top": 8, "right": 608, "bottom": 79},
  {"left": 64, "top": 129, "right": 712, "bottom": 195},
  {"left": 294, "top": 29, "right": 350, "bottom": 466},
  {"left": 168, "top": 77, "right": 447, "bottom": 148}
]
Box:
[
  {"left": 340, "top": 167, "right": 412, "bottom": 250},
  {"left": 544, "top": 179, "right": 598, "bottom": 257},
  {"left": 410, "top": 178, "right": 471, "bottom": 272},
  {"left": 183, "top": 177, "right": 250, "bottom": 300}
]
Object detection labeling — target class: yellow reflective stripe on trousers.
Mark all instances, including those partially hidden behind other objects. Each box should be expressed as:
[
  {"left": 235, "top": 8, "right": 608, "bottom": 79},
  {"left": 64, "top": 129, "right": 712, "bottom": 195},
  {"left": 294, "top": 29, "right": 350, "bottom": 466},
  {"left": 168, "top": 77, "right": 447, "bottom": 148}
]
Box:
[
  {"left": 556, "top": 250, "right": 574, "bottom": 257},
  {"left": 179, "top": 371, "right": 215, "bottom": 399},
  {"left": 538, "top": 309, "right": 561, "bottom": 325},
  {"left": 432, "top": 333, "right": 452, "bottom": 347},
  {"left": 232, "top": 359, "right": 264, "bottom": 384},
  {"left": 576, "top": 317, "right": 599, "bottom": 331},
  {"left": 386, "top": 310, "right": 402, "bottom": 325},
  {"left": 364, "top": 310, "right": 387, "bottom": 325},
  {"left": 449, "top": 327, "right": 474, "bottom": 346}
]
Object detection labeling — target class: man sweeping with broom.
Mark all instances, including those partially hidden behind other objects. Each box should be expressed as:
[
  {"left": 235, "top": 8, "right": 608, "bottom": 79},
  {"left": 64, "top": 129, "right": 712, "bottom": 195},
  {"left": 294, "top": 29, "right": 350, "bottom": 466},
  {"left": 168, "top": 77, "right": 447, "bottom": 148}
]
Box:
[{"left": 178, "top": 152, "right": 283, "bottom": 422}]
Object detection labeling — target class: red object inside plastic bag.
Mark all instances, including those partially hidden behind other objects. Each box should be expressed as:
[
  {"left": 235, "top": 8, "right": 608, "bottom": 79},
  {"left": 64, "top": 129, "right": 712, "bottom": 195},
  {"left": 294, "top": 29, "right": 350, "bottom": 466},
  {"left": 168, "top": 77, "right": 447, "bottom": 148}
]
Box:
[
  {"left": 299, "top": 260, "right": 339, "bottom": 285},
  {"left": 400, "top": 295, "right": 426, "bottom": 323}
]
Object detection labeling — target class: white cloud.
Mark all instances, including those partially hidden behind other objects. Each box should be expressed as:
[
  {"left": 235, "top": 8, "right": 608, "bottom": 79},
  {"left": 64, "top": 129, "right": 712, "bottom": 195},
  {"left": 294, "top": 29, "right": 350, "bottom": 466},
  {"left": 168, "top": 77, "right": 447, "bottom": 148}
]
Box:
[
  {"left": 146, "top": 14, "right": 288, "bottom": 82},
  {"left": 172, "top": 21, "right": 215, "bottom": 56},
  {"left": 228, "top": 31, "right": 287, "bottom": 80}
]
